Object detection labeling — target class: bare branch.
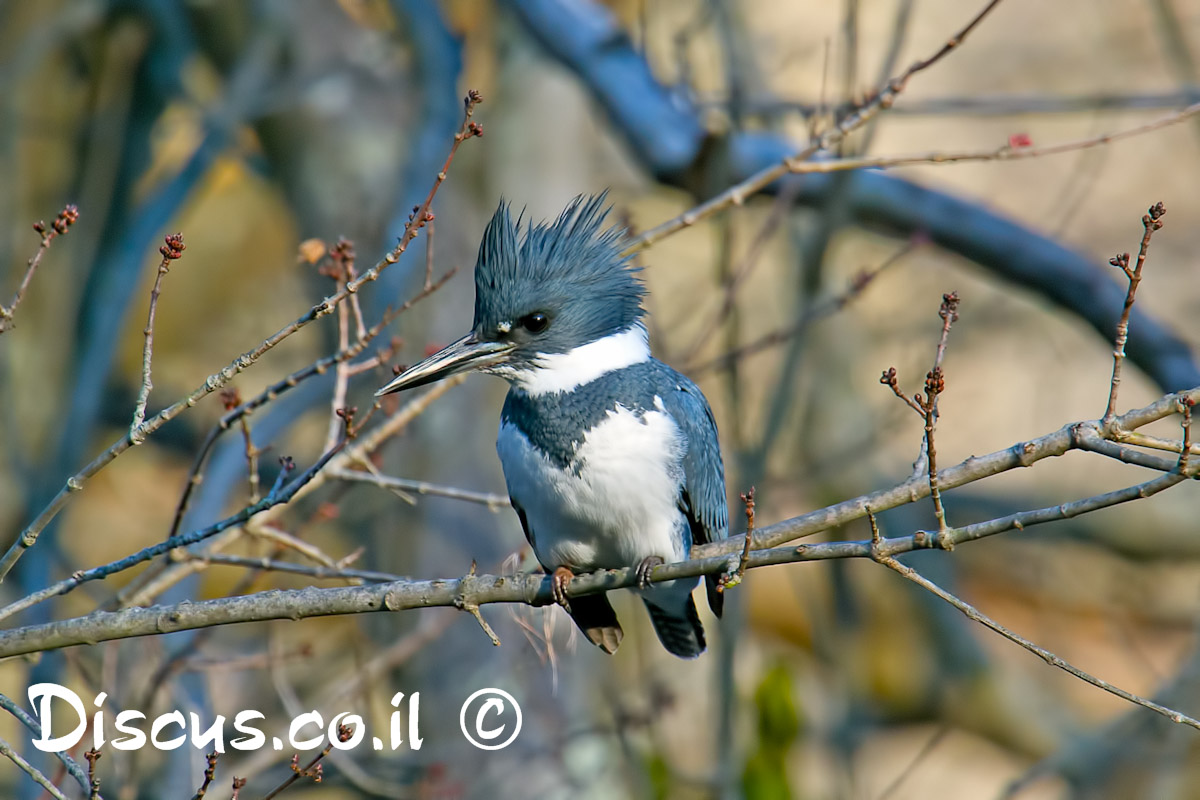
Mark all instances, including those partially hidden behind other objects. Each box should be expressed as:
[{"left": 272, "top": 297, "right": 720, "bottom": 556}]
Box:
[{"left": 0, "top": 407, "right": 1192, "bottom": 658}]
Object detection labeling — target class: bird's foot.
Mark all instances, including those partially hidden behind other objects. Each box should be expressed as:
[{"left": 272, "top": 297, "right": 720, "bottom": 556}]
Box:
[
  {"left": 551, "top": 566, "right": 575, "bottom": 611},
  {"left": 635, "top": 556, "right": 665, "bottom": 590}
]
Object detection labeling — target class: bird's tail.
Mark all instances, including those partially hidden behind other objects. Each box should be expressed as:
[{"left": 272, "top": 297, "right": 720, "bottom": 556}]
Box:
[
  {"left": 643, "top": 594, "right": 706, "bottom": 659},
  {"left": 567, "top": 593, "right": 624, "bottom": 654}
]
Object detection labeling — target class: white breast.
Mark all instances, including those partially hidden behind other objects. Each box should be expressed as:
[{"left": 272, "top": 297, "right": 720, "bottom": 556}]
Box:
[{"left": 496, "top": 401, "right": 688, "bottom": 572}]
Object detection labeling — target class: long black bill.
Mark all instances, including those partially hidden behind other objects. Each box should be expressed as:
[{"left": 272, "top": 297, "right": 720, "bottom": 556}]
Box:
[{"left": 374, "top": 331, "right": 514, "bottom": 395}]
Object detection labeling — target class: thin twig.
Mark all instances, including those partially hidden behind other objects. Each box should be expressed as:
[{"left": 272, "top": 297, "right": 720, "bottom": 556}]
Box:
[
  {"left": 702, "top": 88, "right": 1200, "bottom": 118},
  {"left": 691, "top": 239, "right": 913, "bottom": 374},
  {"left": 874, "top": 553, "right": 1200, "bottom": 732},
  {"left": 880, "top": 367, "right": 924, "bottom": 415},
  {"left": 341, "top": 242, "right": 368, "bottom": 342},
  {"left": 0, "top": 92, "right": 481, "bottom": 582},
  {"left": 423, "top": 218, "right": 435, "bottom": 290},
  {"left": 238, "top": 417, "right": 260, "bottom": 503},
  {"left": 0, "top": 442, "right": 344, "bottom": 623},
  {"left": 1109, "top": 428, "right": 1200, "bottom": 458},
  {"left": 0, "top": 693, "right": 96, "bottom": 797},
  {"left": 875, "top": 726, "right": 947, "bottom": 800},
  {"left": 325, "top": 239, "right": 356, "bottom": 452},
  {"left": 924, "top": 292, "right": 959, "bottom": 536},
  {"left": 261, "top": 725, "right": 350, "bottom": 800},
  {"left": 457, "top": 561, "right": 501, "bottom": 646},
  {"left": 779, "top": 104, "right": 1200, "bottom": 174},
  {"left": 678, "top": 184, "right": 799, "bottom": 364},
  {"left": 0, "top": 736, "right": 70, "bottom": 800},
  {"left": 624, "top": 0, "right": 1007, "bottom": 254},
  {"left": 1104, "top": 202, "right": 1166, "bottom": 423},
  {"left": 718, "top": 487, "right": 756, "bottom": 592},
  {"left": 1179, "top": 398, "right": 1194, "bottom": 474},
  {"left": 0, "top": 204, "right": 78, "bottom": 334},
  {"left": 245, "top": 523, "right": 340, "bottom": 568},
  {"left": 130, "top": 233, "right": 184, "bottom": 438},
  {"left": 164, "top": 265, "right": 458, "bottom": 541},
  {"left": 190, "top": 752, "right": 220, "bottom": 800},
  {"left": 85, "top": 748, "right": 101, "bottom": 800},
  {"left": 191, "top": 552, "right": 404, "bottom": 583},
  {"left": 329, "top": 467, "right": 509, "bottom": 508},
  {"left": 880, "top": 293, "right": 959, "bottom": 537},
  {"left": 119, "top": 377, "right": 467, "bottom": 611}
]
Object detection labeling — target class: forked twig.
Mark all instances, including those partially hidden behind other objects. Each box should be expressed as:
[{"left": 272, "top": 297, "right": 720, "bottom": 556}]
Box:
[{"left": 1104, "top": 202, "right": 1166, "bottom": 424}]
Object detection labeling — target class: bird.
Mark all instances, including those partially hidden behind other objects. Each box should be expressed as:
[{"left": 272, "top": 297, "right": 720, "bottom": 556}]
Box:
[{"left": 375, "top": 194, "right": 728, "bottom": 658}]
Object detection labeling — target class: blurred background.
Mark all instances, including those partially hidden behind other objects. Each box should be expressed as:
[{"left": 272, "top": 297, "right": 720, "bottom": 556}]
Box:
[{"left": 1, "top": 0, "right": 1199, "bottom": 797}]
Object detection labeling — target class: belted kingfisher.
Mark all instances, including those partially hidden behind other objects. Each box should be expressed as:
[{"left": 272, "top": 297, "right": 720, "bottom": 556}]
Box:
[{"left": 376, "top": 195, "right": 728, "bottom": 658}]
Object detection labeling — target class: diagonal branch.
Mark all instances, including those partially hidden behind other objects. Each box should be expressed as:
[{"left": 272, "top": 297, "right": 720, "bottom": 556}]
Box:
[{"left": 874, "top": 552, "right": 1200, "bottom": 731}]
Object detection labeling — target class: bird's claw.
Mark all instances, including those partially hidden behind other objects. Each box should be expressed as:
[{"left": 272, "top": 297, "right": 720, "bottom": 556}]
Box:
[
  {"left": 635, "top": 556, "right": 665, "bottom": 590},
  {"left": 551, "top": 566, "right": 574, "bottom": 611}
]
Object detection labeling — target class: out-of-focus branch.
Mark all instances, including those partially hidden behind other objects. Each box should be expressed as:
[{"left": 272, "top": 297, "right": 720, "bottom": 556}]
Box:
[
  {"left": 780, "top": 106, "right": 1200, "bottom": 174},
  {"left": 0, "top": 442, "right": 345, "bottom": 624},
  {"left": 0, "top": 693, "right": 95, "bottom": 797},
  {"left": 0, "top": 93, "right": 482, "bottom": 582},
  {"left": 116, "top": 375, "right": 467, "bottom": 610},
  {"left": 689, "top": 238, "right": 915, "bottom": 374},
  {"left": 703, "top": 88, "right": 1200, "bottom": 119},
  {"left": 506, "top": 0, "right": 1200, "bottom": 394},
  {"left": 0, "top": 736, "right": 69, "bottom": 800},
  {"left": 617, "top": 0, "right": 1007, "bottom": 252},
  {"left": 166, "top": 263, "right": 455, "bottom": 540},
  {"left": 0, "top": 205, "right": 79, "bottom": 334},
  {"left": 329, "top": 467, "right": 509, "bottom": 509}
]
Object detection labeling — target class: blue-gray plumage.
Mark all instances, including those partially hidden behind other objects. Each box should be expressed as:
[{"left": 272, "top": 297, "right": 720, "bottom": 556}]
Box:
[{"left": 376, "top": 194, "right": 728, "bottom": 658}]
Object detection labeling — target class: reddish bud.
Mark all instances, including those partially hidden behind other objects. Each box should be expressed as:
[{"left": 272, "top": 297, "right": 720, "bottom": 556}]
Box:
[
  {"left": 159, "top": 232, "right": 185, "bottom": 260},
  {"left": 939, "top": 291, "right": 960, "bottom": 322}
]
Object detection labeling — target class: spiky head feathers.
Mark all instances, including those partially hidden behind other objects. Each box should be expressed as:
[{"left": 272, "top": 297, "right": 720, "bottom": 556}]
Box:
[{"left": 472, "top": 194, "right": 644, "bottom": 355}]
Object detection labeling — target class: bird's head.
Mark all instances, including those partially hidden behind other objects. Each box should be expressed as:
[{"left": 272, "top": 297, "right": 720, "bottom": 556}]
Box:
[{"left": 376, "top": 194, "right": 646, "bottom": 396}]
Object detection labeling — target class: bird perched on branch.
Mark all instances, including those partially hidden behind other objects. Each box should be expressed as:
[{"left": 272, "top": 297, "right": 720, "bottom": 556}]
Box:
[{"left": 376, "top": 195, "right": 728, "bottom": 658}]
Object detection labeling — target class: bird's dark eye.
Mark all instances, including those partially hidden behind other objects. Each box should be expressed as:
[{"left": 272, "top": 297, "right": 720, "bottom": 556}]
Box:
[{"left": 520, "top": 312, "right": 549, "bottom": 334}]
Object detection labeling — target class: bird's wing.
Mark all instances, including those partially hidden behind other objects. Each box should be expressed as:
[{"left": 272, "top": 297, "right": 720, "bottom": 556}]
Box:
[
  {"left": 660, "top": 373, "right": 728, "bottom": 549},
  {"left": 661, "top": 372, "right": 729, "bottom": 617},
  {"left": 511, "top": 499, "right": 535, "bottom": 549}
]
